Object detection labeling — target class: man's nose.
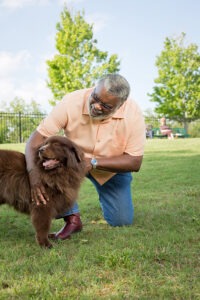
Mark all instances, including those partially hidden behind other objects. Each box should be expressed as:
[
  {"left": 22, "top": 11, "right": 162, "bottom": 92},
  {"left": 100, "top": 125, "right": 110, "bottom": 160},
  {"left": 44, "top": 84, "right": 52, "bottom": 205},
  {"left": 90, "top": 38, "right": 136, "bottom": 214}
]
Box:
[{"left": 94, "top": 102, "right": 103, "bottom": 110}]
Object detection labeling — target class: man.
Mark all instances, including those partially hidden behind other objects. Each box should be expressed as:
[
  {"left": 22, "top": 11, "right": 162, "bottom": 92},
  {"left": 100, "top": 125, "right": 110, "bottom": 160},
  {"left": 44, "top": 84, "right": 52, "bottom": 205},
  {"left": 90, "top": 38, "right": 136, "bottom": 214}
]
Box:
[{"left": 25, "top": 74, "right": 145, "bottom": 241}]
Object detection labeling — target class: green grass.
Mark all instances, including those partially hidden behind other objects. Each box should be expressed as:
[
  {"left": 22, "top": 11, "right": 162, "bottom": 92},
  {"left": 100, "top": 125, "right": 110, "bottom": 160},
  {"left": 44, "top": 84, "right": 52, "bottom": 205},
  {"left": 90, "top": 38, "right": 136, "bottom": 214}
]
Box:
[{"left": 0, "top": 139, "right": 199, "bottom": 299}]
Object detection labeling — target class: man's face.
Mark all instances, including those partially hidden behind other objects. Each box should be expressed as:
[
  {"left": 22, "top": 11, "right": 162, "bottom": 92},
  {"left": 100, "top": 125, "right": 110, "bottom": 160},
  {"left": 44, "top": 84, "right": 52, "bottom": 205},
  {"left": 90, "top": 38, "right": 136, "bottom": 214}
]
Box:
[{"left": 88, "top": 85, "right": 122, "bottom": 120}]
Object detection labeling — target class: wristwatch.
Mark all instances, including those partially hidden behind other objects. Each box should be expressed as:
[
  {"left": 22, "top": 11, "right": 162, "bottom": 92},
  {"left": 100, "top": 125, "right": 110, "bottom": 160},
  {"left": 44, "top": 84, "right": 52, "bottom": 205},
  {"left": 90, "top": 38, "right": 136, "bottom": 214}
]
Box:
[{"left": 91, "top": 158, "right": 98, "bottom": 169}]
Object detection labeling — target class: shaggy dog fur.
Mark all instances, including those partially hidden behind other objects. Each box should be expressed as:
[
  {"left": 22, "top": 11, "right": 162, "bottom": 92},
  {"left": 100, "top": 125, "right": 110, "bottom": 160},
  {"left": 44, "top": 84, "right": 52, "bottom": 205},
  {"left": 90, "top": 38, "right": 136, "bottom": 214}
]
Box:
[{"left": 0, "top": 136, "right": 85, "bottom": 248}]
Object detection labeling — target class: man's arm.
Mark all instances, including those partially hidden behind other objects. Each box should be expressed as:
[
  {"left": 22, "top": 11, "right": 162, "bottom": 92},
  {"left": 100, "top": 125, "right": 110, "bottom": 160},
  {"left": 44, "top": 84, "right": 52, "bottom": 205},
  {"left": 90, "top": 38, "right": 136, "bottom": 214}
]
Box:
[
  {"left": 85, "top": 154, "right": 143, "bottom": 173},
  {"left": 25, "top": 130, "right": 48, "bottom": 205},
  {"left": 25, "top": 130, "right": 46, "bottom": 172}
]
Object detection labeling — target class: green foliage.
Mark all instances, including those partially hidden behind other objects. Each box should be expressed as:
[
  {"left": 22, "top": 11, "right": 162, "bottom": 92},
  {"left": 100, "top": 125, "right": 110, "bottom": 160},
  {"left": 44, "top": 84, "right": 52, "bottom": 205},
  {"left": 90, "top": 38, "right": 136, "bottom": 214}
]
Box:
[
  {"left": 0, "top": 97, "right": 44, "bottom": 114},
  {"left": 188, "top": 120, "right": 200, "bottom": 137},
  {"left": 46, "top": 7, "right": 120, "bottom": 105},
  {"left": 0, "top": 121, "right": 9, "bottom": 143},
  {"left": 0, "top": 139, "right": 200, "bottom": 298},
  {"left": 149, "top": 33, "right": 200, "bottom": 124},
  {"left": 144, "top": 108, "right": 160, "bottom": 128},
  {"left": 0, "top": 98, "right": 45, "bottom": 143}
]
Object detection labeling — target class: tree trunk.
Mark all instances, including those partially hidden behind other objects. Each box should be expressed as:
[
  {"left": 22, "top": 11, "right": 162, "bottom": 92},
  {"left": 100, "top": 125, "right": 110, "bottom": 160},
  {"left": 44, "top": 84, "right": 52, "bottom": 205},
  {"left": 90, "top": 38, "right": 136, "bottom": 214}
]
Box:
[{"left": 183, "top": 121, "right": 188, "bottom": 133}]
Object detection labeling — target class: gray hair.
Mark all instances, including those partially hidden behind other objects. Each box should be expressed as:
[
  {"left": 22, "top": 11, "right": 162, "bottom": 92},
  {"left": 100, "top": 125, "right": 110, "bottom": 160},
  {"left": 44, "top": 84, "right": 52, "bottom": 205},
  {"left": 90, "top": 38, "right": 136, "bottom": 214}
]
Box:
[{"left": 97, "top": 74, "right": 130, "bottom": 103}]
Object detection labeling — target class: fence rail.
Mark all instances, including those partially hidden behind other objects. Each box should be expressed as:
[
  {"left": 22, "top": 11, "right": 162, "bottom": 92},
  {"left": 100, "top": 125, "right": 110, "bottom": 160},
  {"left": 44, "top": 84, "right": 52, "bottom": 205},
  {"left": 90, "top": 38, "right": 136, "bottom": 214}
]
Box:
[
  {"left": 0, "top": 112, "right": 46, "bottom": 144},
  {"left": 0, "top": 112, "right": 199, "bottom": 144}
]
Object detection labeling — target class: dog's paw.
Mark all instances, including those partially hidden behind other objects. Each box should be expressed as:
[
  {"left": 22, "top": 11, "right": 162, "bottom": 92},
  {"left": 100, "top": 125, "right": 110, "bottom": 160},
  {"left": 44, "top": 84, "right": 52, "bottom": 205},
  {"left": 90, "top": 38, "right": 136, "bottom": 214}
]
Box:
[{"left": 36, "top": 236, "right": 53, "bottom": 249}]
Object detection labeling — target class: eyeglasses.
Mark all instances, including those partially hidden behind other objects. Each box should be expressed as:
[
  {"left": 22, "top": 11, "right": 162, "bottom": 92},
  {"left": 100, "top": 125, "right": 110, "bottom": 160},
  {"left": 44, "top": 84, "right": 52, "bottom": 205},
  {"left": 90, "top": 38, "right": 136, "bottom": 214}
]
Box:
[{"left": 90, "top": 90, "right": 114, "bottom": 111}]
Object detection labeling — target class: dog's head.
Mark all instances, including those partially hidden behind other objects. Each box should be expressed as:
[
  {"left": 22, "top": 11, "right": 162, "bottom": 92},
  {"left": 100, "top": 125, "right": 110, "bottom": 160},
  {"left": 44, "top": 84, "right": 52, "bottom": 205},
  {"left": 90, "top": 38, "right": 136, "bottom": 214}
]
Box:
[{"left": 36, "top": 136, "right": 85, "bottom": 171}]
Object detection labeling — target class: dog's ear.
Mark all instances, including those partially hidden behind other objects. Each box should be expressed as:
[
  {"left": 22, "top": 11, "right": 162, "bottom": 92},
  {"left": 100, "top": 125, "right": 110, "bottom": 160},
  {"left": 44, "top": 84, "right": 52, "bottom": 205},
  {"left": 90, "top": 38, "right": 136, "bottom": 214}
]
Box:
[
  {"left": 63, "top": 145, "right": 84, "bottom": 169},
  {"left": 71, "top": 146, "right": 83, "bottom": 163}
]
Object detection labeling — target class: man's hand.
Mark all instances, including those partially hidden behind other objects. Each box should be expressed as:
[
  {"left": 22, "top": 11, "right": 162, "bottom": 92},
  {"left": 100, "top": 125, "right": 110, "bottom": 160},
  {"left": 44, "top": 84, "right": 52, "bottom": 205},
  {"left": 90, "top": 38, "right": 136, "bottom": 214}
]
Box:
[{"left": 28, "top": 169, "right": 49, "bottom": 206}]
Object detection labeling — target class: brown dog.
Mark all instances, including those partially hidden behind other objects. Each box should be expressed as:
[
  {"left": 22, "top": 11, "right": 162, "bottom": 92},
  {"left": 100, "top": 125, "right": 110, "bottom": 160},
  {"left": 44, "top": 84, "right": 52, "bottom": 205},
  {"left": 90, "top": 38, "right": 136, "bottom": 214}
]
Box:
[{"left": 0, "top": 136, "right": 85, "bottom": 248}]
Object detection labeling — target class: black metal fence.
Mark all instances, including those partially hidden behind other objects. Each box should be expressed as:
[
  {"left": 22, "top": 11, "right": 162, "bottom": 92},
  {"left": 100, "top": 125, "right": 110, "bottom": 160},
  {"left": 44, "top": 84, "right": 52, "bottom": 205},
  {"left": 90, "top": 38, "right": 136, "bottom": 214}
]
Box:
[
  {"left": 0, "top": 112, "right": 46, "bottom": 144},
  {"left": 0, "top": 112, "right": 199, "bottom": 144}
]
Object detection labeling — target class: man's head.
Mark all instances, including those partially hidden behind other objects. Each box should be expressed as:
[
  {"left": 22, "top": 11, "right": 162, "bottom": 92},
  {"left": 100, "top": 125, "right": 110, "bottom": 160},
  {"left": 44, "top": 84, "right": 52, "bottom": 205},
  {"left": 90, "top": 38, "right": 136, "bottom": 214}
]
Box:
[{"left": 88, "top": 74, "right": 130, "bottom": 120}]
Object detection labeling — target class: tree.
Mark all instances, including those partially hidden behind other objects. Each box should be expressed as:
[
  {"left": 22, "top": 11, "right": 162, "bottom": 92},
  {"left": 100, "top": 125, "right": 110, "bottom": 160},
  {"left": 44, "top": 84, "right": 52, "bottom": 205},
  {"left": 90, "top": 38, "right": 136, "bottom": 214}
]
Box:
[
  {"left": 46, "top": 7, "right": 120, "bottom": 106},
  {"left": 0, "top": 98, "right": 45, "bottom": 143},
  {"left": 143, "top": 108, "right": 160, "bottom": 128},
  {"left": 149, "top": 33, "right": 200, "bottom": 131},
  {"left": 1, "top": 97, "right": 44, "bottom": 114}
]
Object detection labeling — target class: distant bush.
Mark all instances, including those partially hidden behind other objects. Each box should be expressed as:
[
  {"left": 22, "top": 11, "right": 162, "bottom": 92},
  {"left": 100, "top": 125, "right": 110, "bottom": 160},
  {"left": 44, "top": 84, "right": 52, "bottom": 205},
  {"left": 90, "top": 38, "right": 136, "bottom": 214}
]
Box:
[{"left": 188, "top": 121, "right": 200, "bottom": 137}]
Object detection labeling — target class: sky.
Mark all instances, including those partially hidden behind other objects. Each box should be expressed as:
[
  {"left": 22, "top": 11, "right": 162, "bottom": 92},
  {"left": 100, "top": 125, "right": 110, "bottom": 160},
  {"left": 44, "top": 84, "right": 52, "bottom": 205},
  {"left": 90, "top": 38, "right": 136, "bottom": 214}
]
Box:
[{"left": 0, "top": 0, "right": 199, "bottom": 113}]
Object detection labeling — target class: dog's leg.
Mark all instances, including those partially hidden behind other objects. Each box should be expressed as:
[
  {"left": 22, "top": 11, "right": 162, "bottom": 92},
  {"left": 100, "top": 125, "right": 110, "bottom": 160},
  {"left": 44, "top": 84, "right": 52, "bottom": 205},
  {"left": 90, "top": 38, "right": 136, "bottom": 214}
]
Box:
[{"left": 31, "top": 205, "right": 53, "bottom": 248}]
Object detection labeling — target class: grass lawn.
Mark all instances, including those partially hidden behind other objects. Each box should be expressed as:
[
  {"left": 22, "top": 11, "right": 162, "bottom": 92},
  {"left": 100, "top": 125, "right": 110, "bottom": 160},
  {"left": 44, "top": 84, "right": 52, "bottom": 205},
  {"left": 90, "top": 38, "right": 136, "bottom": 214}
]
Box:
[{"left": 0, "top": 138, "right": 199, "bottom": 299}]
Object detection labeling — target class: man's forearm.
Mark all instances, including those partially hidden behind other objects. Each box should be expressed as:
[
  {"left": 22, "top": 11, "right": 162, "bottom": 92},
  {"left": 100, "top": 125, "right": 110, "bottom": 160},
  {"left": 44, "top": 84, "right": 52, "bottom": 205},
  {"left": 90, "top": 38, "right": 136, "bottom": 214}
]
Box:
[
  {"left": 91, "top": 154, "right": 143, "bottom": 173},
  {"left": 25, "top": 131, "right": 46, "bottom": 172}
]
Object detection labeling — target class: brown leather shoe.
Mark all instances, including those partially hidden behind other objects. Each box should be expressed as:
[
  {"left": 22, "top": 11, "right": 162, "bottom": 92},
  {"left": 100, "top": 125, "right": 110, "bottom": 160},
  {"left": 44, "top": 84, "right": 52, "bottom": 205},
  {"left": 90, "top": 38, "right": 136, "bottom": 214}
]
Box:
[{"left": 49, "top": 213, "right": 82, "bottom": 240}]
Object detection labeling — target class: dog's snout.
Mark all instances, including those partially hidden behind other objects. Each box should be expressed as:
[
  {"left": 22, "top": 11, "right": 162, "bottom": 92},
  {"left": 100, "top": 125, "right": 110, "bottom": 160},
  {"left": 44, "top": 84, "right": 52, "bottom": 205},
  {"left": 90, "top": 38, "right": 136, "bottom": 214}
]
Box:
[
  {"left": 38, "top": 147, "right": 44, "bottom": 153},
  {"left": 39, "top": 145, "right": 47, "bottom": 153}
]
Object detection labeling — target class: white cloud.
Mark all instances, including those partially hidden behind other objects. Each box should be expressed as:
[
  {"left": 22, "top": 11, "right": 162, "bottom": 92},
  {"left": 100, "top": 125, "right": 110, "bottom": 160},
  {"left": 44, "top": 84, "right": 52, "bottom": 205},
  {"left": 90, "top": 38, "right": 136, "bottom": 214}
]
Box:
[
  {"left": 57, "top": 3, "right": 110, "bottom": 34},
  {"left": 0, "top": 50, "right": 52, "bottom": 112},
  {"left": 0, "top": 0, "right": 50, "bottom": 9},
  {"left": 58, "top": 0, "right": 85, "bottom": 6},
  {"left": 0, "top": 50, "right": 31, "bottom": 78},
  {"left": 14, "top": 79, "right": 53, "bottom": 111},
  {"left": 0, "top": 78, "right": 15, "bottom": 99},
  {"left": 85, "top": 13, "right": 110, "bottom": 34},
  {"left": 0, "top": 76, "right": 52, "bottom": 112},
  {"left": 0, "top": 0, "right": 85, "bottom": 9}
]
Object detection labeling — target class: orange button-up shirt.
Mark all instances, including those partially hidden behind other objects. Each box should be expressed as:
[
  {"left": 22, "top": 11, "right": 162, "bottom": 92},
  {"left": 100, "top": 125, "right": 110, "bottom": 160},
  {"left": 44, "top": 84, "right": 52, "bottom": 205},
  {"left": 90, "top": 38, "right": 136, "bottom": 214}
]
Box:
[{"left": 37, "top": 88, "right": 145, "bottom": 184}]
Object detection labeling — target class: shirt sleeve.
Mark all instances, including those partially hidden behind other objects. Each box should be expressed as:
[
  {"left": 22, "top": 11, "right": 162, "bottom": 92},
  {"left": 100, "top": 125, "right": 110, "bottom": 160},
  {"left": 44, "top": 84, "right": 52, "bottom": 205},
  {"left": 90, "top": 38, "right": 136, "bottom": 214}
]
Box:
[
  {"left": 124, "top": 101, "right": 146, "bottom": 156},
  {"left": 37, "top": 96, "right": 69, "bottom": 137}
]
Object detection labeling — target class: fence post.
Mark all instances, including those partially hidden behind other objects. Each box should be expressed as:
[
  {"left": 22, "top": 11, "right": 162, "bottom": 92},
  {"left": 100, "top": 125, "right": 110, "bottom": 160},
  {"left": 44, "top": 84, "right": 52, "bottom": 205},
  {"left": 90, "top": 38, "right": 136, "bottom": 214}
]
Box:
[{"left": 19, "top": 111, "right": 22, "bottom": 143}]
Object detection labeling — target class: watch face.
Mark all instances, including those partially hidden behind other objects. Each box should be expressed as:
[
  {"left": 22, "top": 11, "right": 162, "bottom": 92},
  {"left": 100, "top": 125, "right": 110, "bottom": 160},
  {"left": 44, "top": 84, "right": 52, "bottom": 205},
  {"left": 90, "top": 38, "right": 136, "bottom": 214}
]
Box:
[
  {"left": 91, "top": 158, "right": 97, "bottom": 168},
  {"left": 91, "top": 158, "right": 97, "bottom": 164}
]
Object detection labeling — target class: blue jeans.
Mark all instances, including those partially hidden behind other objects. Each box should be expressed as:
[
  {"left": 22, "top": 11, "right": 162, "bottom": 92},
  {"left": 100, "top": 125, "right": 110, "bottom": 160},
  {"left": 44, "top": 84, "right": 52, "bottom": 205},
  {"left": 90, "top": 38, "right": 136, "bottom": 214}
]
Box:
[{"left": 62, "top": 172, "right": 134, "bottom": 227}]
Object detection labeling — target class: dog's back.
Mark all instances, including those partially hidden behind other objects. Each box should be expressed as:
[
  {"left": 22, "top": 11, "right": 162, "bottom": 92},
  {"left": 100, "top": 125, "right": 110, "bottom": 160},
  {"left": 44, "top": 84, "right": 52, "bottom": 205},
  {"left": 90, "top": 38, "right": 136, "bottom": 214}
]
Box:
[{"left": 0, "top": 150, "right": 31, "bottom": 213}]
